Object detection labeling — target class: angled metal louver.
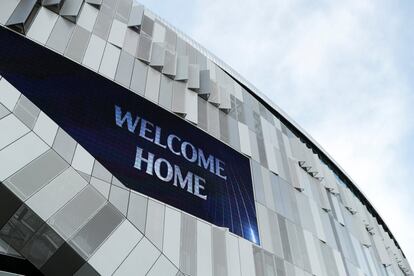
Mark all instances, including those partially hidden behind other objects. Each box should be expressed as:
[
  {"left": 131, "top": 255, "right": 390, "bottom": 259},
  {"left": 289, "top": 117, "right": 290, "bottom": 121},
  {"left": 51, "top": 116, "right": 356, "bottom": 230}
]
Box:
[
  {"left": 218, "top": 86, "right": 231, "bottom": 111},
  {"left": 187, "top": 64, "right": 200, "bottom": 91},
  {"left": 42, "top": 0, "right": 63, "bottom": 4},
  {"left": 207, "top": 81, "right": 220, "bottom": 106},
  {"left": 136, "top": 33, "right": 152, "bottom": 64},
  {"left": 41, "top": 0, "right": 64, "bottom": 14},
  {"left": 59, "top": 0, "right": 83, "bottom": 23},
  {"left": 85, "top": 0, "right": 102, "bottom": 7},
  {"left": 162, "top": 50, "right": 176, "bottom": 78},
  {"left": 149, "top": 42, "right": 165, "bottom": 70},
  {"left": 5, "top": 0, "right": 38, "bottom": 34},
  {"left": 198, "top": 70, "right": 211, "bottom": 100},
  {"left": 127, "top": 4, "right": 144, "bottom": 31},
  {"left": 175, "top": 55, "right": 189, "bottom": 81}
]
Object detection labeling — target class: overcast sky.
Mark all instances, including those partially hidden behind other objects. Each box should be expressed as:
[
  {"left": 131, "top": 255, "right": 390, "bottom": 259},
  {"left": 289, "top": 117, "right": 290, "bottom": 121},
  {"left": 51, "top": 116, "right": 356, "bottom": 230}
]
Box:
[{"left": 138, "top": 0, "right": 414, "bottom": 266}]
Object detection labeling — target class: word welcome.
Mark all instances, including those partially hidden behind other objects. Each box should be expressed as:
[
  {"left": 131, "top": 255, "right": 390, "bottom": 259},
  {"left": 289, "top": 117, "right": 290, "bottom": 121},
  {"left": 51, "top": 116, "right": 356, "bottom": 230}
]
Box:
[{"left": 114, "top": 105, "right": 227, "bottom": 200}]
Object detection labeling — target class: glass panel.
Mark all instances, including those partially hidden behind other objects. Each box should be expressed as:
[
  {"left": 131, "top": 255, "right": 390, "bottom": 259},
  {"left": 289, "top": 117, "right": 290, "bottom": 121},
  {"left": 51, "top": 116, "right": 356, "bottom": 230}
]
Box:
[
  {"left": 69, "top": 203, "right": 123, "bottom": 258},
  {"left": 21, "top": 223, "right": 64, "bottom": 268},
  {"left": 48, "top": 185, "right": 106, "bottom": 240},
  {"left": 0, "top": 205, "right": 44, "bottom": 251}
]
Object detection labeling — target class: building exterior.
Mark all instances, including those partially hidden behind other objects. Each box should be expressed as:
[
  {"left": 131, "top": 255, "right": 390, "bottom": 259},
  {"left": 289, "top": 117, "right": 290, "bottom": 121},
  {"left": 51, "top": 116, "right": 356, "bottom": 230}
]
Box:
[{"left": 0, "top": 0, "right": 411, "bottom": 275}]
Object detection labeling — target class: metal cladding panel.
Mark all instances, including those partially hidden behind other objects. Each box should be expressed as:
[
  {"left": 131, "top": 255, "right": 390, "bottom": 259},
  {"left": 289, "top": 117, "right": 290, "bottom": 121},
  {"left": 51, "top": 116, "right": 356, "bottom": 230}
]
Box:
[
  {"left": 6, "top": 0, "right": 37, "bottom": 26},
  {"left": 6, "top": 0, "right": 38, "bottom": 34},
  {"left": 85, "top": 0, "right": 102, "bottom": 6},
  {"left": 42, "top": 0, "right": 63, "bottom": 6},
  {"left": 0, "top": 26, "right": 259, "bottom": 245},
  {"left": 59, "top": 0, "right": 83, "bottom": 22},
  {"left": 127, "top": 4, "right": 144, "bottom": 28}
]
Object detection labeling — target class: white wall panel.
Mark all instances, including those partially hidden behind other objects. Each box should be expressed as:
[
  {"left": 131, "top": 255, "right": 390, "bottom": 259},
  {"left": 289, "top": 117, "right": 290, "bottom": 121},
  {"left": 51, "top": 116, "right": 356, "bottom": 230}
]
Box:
[
  {"left": 0, "top": 0, "right": 20, "bottom": 25},
  {"left": 145, "top": 200, "right": 165, "bottom": 250},
  {"left": 226, "top": 234, "right": 241, "bottom": 276},
  {"left": 33, "top": 112, "right": 58, "bottom": 147},
  {"left": 219, "top": 86, "right": 231, "bottom": 110},
  {"left": 206, "top": 60, "right": 217, "bottom": 81},
  {"left": 0, "top": 114, "right": 29, "bottom": 150},
  {"left": 150, "top": 42, "right": 165, "bottom": 69},
  {"left": 333, "top": 249, "right": 347, "bottom": 276},
  {"left": 0, "top": 132, "right": 49, "bottom": 181},
  {"left": 0, "top": 78, "right": 21, "bottom": 111},
  {"left": 373, "top": 232, "right": 392, "bottom": 266},
  {"left": 130, "top": 59, "right": 148, "bottom": 95},
  {"left": 162, "top": 50, "right": 177, "bottom": 77},
  {"left": 152, "top": 21, "right": 166, "bottom": 43},
  {"left": 196, "top": 220, "right": 213, "bottom": 276},
  {"left": 83, "top": 34, "right": 106, "bottom": 71},
  {"left": 108, "top": 19, "right": 127, "bottom": 48},
  {"left": 289, "top": 158, "right": 303, "bottom": 191},
  {"left": 239, "top": 238, "right": 256, "bottom": 276},
  {"left": 265, "top": 142, "right": 279, "bottom": 174},
  {"left": 90, "top": 220, "right": 143, "bottom": 276},
  {"left": 163, "top": 207, "right": 181, "bottom": 266},
  {"left": 115, "top": 51, "right": 134, "bottom": 87},
  {"left": 77, "top": 3, "right": 98, "bottom": 32},
  {"left": 232, "top": 82, "right": 243, "bottom": 102},
  {"left": 113, "top": 237, "right": 160, "bottom": 276},
  {"left": 351, "top": 235, "right": 371, "bottom": 276},
  {"left": 136, "top": 33, "right": 152, "bottom": 63},
  {"left": 27, "top": 7, "right": 58, "bottom": 44},
  {"left": 303, "top": 230, "right": 323, "bottom": 276},
  {"left": 185, "top": 89, "right": 198, "bottom": 124},
  {"left": 175, "top": 56, "right": 189, "bottom": 81},
  {"left": 127, "top": 4, "right": 144, "bottom": 28},
  {"left": 123, "top": 28, "right": 139, "bottom": 57},
  {"left": 109, "top": 185, "right": 129, "bottom": 215},
  {"left": 256, "top": 203, "right": 274, "bottom": 254},
  {"left": 309, "top": 201, "right": 327, "bottom": 243},
  {"left": 99, "top": 43, "right": 121, "bottom": 80},
  {"left": 71, "top": 144, "right": 94, "bottom": 175},
  {"left": 171, "top": 81, "right": 186, "bottom": 115},
  {"left": 261, "top": 168, "right": 276, "bottom": 212},
  {"left": 145, "top": 67, "right": 161, "bottom": 103},
  {"left": 238, "top": 122, "right": 251, "bottom": 157},
  {"left": 207, "top": 102, "right": 220, "bottom": 139},
  {"left": 331, "top": 194, "right": 346, "bottom": 226},
  {"left": 208, "top": 82, "right": 220, "bottom": 106},
  {"left": 283, "top": 134, "right": 293, "bottom": 159},
  {"left": 318, "top": 182, "right": 331, "bottom": 211},
  {"left": 147, "top": 255, "right": 178, "bottom": 276},
  {"left": 0, "top": 102, "right": 8, "bottom": 119},
  {"left": 187, "top": 64, "right": 200, "bottom": 90},
  {"left": 90, "top": 176, "right": 110, "bottom": 198}
]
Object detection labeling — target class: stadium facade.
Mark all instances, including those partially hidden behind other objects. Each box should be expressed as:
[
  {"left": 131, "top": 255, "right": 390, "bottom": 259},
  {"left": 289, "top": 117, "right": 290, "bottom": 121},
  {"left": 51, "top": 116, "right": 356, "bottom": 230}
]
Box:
[{"left": 0, "top": 0, "right": 411, "bottom": 275}]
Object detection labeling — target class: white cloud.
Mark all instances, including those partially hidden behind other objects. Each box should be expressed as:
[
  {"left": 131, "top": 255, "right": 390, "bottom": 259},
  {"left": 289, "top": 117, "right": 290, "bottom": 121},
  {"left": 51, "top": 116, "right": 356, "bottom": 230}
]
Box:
[{"left": 188, "top": 0, "right": 414, "bottom": 267}]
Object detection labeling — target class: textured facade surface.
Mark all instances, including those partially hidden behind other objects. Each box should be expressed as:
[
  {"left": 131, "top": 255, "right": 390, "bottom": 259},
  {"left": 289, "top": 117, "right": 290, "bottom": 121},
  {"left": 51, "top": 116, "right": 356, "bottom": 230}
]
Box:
[{"left": 0, "top": 0, "right": 412, "bottom": 276}]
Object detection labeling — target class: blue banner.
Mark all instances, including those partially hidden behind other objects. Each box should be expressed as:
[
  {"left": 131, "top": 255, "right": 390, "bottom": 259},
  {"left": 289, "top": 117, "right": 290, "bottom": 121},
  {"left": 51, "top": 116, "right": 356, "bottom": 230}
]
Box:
[{"left": 0, "top": 26, "right": 259, "bottom": 244}]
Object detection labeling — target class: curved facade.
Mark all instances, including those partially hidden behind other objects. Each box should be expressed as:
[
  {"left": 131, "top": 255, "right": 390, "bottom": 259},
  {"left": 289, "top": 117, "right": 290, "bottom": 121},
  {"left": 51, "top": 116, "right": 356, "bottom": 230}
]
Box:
[{"left": 0, "top": 1, "right": 411, "bottom": 275}]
